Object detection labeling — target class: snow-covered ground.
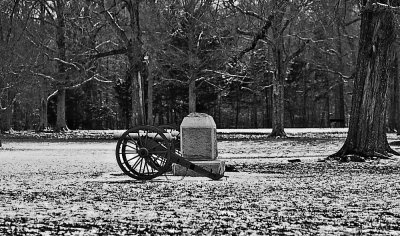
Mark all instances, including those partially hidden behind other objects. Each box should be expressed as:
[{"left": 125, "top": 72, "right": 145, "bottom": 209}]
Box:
[{"left": 1, "top": 138, "right": 400, "bottom": 235}]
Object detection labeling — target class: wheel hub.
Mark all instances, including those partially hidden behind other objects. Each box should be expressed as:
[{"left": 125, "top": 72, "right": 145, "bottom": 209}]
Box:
[{"left": 138, "top": 147, "right": 149, "bottom": 157}]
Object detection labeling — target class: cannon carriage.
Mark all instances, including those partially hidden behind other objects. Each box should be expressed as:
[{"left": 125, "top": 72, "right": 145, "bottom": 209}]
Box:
[{"left": 115, "top": 125, "right": 224, "bottom": 181}]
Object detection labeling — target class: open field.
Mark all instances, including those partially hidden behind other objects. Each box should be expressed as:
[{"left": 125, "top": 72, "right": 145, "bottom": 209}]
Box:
[{"left": 1, "top": 130, "right": 400, "bottom": 235}]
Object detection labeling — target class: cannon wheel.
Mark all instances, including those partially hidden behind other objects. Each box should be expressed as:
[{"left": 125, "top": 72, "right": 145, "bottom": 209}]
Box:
[{"left": 116, "top": 126, "right": 172, "bottom": 180}]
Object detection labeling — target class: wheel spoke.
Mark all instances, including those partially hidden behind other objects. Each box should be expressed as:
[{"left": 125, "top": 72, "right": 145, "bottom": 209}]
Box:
[
  {"left": 126, "top": 154, "right": 140, "bottom": 162},
  {"left": 139, "top": 157, "right": 145, "bottom": 173},
  {"left": 121, "top": 151, "right": 137, "bottom": 155},
  {"left": 144, "top": 158, "right": 152, "bottom": 175},
  {"left": 152, "top": 154, "right": 166, "bottom": 165},
  {"left": 129, "top": 156, "right": 142, "bottom": 170},
  {"left": 125, "top": 143, "right": 137, "bottom": 150}
]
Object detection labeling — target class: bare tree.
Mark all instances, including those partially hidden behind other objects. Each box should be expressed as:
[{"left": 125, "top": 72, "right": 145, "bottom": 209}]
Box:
[
  {"left": 227, "top": 0, "right": 309, "bottom": 137},
  {"left": 329, "top": 1, "right": 400, "bottom": 161},
  {"left": 99, "top": 0, "right": 146, "bottom": 126}
]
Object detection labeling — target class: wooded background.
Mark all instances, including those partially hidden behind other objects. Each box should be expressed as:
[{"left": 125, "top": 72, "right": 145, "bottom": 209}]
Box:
[{"left": 0, "top": 0, "right": 398, "bottom": 131}]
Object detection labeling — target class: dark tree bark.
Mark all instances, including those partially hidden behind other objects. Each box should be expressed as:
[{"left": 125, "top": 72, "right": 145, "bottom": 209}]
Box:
[
  {"left": 269, "top": 0, "right": 287, "bottom": 137},
  {"left": 387, "top": 54, "right": 398, "bottom": 131},
  {"left": 54, "top": 0, "right": 68, "bottom": 132},
  {"left": 264, "top": 86, "right": 272, "bottom": 128},
  {"left": 127, "top": 0, "right": 145, "bottom": 126},
  {"left": 147, "top": 58, "right": 155, "bottom": 125},
  {"left": 235, "top": 86, "right": 241, "bottom": 129},
  {"left": 188, "top": 78, "right": 196, "bottom": 113},
  {"left": 251, "top": 93, "right": 258, "bottom": 128},
  {"left": 396, "top": 51, "right": 400, "bottom": 135},
  {"left": 329, "top": 3, "right": 399, "bottom": 160},
  {"left": 0, "top": 106, "right": 13, "bottom": 132},
  {"left": 335, "top": 23, "right": 346, "bottom": 128},
  {"left": 37, "top": 2, "right": 48, "bottom": 131}
]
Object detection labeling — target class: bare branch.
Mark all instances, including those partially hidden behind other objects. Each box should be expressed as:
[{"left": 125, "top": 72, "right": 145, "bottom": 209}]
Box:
[
  {"left": 65, "top": 74, "right": 113, "bottom": 90},
  {"left": 32, "top": 72, "right": 57, "bottom": 82},
  {"left": 312, "top": 67, "right": 352, "bottom": 81},
  {"left": 45, "top": 54, "right": 84, "bottom": 72},
  {"left": 91, "top": 48, "right": 127, "bottom": 59},
  {"left": 234, "top": 15, "right": 274, "bottom": 61},
  {"left": 98, "top": 1, "right": 129, "bottom": 45},
  {"left": 47, "top": 90, "right": 59, "bottom": 101},
  {"left": 202, "top": 69, "right": 249, "bottom": 79}
]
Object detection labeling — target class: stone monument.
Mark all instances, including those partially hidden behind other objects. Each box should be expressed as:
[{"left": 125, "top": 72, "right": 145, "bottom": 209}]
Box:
[{"left": 172, "top": 113, "right": 225, "bottom": 177}]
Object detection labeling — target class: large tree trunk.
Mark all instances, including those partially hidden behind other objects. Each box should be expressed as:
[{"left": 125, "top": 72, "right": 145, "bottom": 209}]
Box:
[
  {"left": 128, "top": 66, "right": 145, "bottom": 126},
  {"left": 56, "top": 89, "right": 67, "bottom": 131},
  {"left": 127, "top": 1, "right": 145, "bottom": 126},
  {"left": 37, "top": 3, "right": 48, "bottom": 131},
  {"left": 396, "top": 51, "right": 400, "bottom": 135},
  {"left": 329, "top": 3, "right": 399, "bottom": 160},
  {"left": 55, "top": 0, "right": 68, "bottom": 132},
  {"left": 387, "top": 55, "right": 398, "bottom": 131},
  {"left": 269, "top": 0, "right": 287, "bottom": 137},
  {"left": 270, "top": 70, "right": 286, "bottom": 137}
]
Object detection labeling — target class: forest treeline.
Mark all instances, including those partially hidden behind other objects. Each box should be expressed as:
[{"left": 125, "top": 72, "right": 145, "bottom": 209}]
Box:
[{"left": 0, "top": 0, "right": 399, "bottom": 132}]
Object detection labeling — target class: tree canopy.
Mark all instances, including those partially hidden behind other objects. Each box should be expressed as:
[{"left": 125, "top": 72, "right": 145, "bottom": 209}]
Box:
[{"left": 0, "top": 0, "right": 399, "bottom": 136}]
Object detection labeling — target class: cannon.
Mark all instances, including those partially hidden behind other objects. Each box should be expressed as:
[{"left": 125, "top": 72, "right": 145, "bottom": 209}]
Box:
[{"left": 115, "top": 125, "right": 224, "bottom": 180}]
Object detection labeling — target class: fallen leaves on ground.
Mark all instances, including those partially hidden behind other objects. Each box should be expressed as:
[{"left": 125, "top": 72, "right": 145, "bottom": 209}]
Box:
[{"left": 1, "top": 160, "right": 400, "bottom": 235}]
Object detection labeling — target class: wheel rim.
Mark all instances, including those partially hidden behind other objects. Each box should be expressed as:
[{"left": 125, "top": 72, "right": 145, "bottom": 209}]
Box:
[{"left": 116, "top": 126, "right": 172, "bottom": 180}]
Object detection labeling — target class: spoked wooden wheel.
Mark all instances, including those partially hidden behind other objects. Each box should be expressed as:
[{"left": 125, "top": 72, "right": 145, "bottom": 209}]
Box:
[{"left": 116, "top": 126, "right": 172, "bottom": 180}]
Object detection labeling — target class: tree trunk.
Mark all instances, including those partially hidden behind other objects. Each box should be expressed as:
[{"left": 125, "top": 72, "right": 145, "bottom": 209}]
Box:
[
  {"left": 37, "top": 96, "right": 48, "bottom": 131},
  {"left": 270, "top": 71, "right": 286, "bottom": 137},
  {"left": 55, "top": 0, "right": 68, "bottom": 132},
  {"left": 56, "top": 89, "right": 67, "bottom": 131},
  {"left": 334, "top": 5, "right": 346, "bottom": 128},
  {"left": 188, "top": 78, "right": 196, "bottom": 113},
  {"left": 264, "top": 87, "right": 272, "bottom": 128},
  {"left": 37, "top": 1, "right": 48, "bottom": 131},
  {"left": 0, "top": 107, "right": 12, "bottom": 132},
  {"left": 252, "top": 93, "right": 258, "bottom": 128},
  {"left": 329, "top": 4, "right": 399, "bottom": 160},
  {"left": 147, "top": 67, "right": 154, "bottom": 126},
  {"left": 235, "top": 86, "right": 241, "bottom": 129},
  {"left": 387, "top": 55, "right": 397, "bottom": 131},
  {"left": 269, "top": 0, "right": 287, "bottom": 137},
  {"left": 127, "top": 1, "right": 145, "bottom": 126},
  {"left": 334, "top": 82, "right": 346, "bottom": 127},
  {"left": 302, "top": 71, "right": 308, "bottom": 127},
  {"left": 396, "top": 51, "right": 400, "bottom": 135}
]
